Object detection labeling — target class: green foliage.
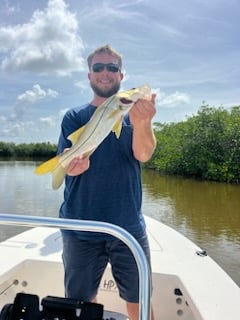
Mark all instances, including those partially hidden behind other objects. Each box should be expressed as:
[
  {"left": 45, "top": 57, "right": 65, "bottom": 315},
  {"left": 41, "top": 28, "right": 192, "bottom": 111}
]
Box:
[
  {"left": 0, "top": 142, "right": 15, "bottom": 157},
  {"left": 146, "top": 104, "right": 240, "bottom": 184},
  {"left": 1, "top": 104, "right": 240, "bottom": 183},
  {"left": 0, "top": 142, "right": 57, "bottom": 159}
]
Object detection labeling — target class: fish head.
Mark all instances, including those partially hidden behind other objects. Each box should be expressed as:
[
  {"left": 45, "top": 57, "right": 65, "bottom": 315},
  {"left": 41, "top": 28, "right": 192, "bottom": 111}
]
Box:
[
  {"left": 117, "top": 84, "right": 152, "bottom": 112},
  {"left": 109, "top": 85, "right": 152, "bottom": 138}
]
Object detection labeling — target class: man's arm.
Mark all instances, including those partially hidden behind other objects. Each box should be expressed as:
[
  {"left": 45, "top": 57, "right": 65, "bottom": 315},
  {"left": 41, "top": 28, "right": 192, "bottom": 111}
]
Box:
[{"left": 129, "top": 94, "right": 157, "bottom": 162}]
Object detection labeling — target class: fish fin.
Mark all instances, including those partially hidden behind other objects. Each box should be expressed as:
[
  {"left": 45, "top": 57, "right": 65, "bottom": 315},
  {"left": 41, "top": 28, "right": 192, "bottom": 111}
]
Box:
[
  {"left": 68, "top": 126, "right": 86, "bottom": 145},
  {"left": 112, "top": 118, "right": 123, "bottom": 138},
  {"left": 52, "top": 165, "right": 67, "bottom": 190},
  {"left": 108, "top": 110, "right": 120, "bottom": 119},
  {"left": 34, "top": 156, "right": 59, "bottom": 175}
]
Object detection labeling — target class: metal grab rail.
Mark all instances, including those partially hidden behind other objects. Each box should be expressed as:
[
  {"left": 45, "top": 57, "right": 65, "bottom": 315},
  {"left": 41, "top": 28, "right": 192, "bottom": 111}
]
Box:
[{"left": 0, "top": 213, "right": 151, "bottom": 320}]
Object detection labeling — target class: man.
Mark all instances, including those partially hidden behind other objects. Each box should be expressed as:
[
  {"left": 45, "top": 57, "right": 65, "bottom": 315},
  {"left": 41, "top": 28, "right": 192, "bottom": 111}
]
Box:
[{"left": 58, "top": 44, "right": 156, "bottom": 320}]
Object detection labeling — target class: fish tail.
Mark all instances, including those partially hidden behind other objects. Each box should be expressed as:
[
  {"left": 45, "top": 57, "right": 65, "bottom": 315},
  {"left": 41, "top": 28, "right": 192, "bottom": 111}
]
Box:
[
  {"left": 34, "top": 156, "right": 60, "bottom": 175},
  {"left": 52, "top": 165, "right": 67, "bottom": 190},
  {"left": 34, "top": 156, "right": 66, "bottom": 189}
]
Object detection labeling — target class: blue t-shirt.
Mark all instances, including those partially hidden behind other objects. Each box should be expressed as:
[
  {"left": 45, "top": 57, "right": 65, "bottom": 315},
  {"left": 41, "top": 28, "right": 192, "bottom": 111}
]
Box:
[{"left": 58, "top": 103, "right": 146, "bottom": 239}]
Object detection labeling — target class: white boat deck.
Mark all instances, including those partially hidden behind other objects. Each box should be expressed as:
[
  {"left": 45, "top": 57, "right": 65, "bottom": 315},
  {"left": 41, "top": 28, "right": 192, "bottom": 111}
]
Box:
[{"left": 1, "top": 216, "right": 240, "bottom": 320}]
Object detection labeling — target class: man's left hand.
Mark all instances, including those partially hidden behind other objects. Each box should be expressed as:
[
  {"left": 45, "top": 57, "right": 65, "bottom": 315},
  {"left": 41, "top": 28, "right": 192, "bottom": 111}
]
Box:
[{"left": 129, "top": 94, "right": 156, "bottom": 127}]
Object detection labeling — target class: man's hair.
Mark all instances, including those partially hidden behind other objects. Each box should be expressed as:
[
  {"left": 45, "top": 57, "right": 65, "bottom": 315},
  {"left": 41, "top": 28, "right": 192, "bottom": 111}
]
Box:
[{"left": 87, "top": 44, "right": 122, "bottom": 70}]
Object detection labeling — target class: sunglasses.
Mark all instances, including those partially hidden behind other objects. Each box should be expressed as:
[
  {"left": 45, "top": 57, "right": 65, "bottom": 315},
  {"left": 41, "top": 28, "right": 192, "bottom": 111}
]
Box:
[{"left": 91, "top": 63, "right": 120, "bottom": 73}]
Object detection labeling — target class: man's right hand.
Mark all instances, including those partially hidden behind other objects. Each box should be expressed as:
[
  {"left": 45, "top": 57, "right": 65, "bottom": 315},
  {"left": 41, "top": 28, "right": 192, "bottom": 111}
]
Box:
[{"left": 64, "top": 149, "right": 90, "bottom": 176}]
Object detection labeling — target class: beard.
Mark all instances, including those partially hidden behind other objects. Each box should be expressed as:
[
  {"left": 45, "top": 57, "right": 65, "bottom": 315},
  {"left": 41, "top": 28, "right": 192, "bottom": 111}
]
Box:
[{"left": 90, "top": 81, "right": 120, "bottom": 98}]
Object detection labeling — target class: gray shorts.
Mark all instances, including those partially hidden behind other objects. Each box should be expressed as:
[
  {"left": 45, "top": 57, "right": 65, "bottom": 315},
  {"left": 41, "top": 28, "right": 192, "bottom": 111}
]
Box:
[{"left": 61, "top": 232, "right": 152, "bottom": 303}]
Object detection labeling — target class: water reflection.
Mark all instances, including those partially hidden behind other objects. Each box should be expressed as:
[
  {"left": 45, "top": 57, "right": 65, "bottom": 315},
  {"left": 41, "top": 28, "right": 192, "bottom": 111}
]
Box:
[
  {"left": 0, "top": 161, "right": 63, "bottom": 215},
  {"left": 142, "top": 169, "right": 240, "bottom": 285},
  {"left": 142, "top": 169, "right": 240, "bottom": 238},
  {"left": 0, "top": 160, "right": 63, "bottom": 240}
]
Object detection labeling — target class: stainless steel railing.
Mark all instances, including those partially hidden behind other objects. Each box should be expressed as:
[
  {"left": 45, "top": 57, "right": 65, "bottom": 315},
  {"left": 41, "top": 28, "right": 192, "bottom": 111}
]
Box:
[{"left": 0, "top": 213, "right": 151, "bottom": 320}]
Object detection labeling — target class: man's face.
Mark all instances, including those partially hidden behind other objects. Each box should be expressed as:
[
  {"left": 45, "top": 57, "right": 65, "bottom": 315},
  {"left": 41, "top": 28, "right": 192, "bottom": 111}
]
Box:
[{"left": 88, "top": 53, "right": 123, "bottom": 98}]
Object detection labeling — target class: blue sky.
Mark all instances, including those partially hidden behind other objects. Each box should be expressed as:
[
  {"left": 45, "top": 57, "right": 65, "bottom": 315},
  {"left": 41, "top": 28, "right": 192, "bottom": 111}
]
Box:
[{"left": 0, "top": 0, "right": 239, "bottom": 143}]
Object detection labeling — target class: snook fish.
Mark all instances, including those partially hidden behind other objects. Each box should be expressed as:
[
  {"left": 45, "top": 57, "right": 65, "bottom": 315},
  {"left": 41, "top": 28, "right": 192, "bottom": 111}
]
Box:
[{"left": 34, "top": 84, "right": 152, "bottom": 189}]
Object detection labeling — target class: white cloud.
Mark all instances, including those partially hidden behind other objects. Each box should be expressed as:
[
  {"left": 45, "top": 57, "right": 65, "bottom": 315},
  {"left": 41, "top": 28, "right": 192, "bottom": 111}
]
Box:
[
  {"left": 161, "top": 91, "right": 191, "bottom": 106},
  {"left": 2, "top": 84, "right": 59, "bottom": 121},
  {"left": 17, "top": 84, "right": 58, "bottom": 104},
  {"left": 78, "top": 0, "right": 144, "bottom": 22},
  {"left": 1, "top": 122, "right": 29, "bottom": 138},
  {"left": 74, "top": 81, "right": 89, "bottom": 92},
  {"left": 0, "top": 0, "right": 85, "bottom": 76},
  {"left": 0, "top": 115, "right": 7, "bottom": 122},
  {"left": 153, "top": 88, "right": 191, "bottom": 108},
  {"left": 40, "top": 116, "right": 56, "bottom": 126}
]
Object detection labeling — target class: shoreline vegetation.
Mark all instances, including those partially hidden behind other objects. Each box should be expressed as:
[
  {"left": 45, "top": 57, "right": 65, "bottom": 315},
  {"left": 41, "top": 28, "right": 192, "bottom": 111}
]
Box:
[{"left": 1, "top": 105, "right": 239, "bottom": 184}]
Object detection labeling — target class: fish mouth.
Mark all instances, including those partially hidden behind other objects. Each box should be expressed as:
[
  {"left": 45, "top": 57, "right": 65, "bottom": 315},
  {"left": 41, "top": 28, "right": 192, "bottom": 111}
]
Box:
[{"left": 120, "top": 97, "right": 133, "bottom": 104}]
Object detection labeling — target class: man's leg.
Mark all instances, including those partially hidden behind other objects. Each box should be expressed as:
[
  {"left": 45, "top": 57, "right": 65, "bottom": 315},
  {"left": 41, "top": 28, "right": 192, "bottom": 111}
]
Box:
[
  {"left": 127, "top": 302, "right": 139, "bottom": 320},
  {"left": 108, "top": 232, "right": 153, "bottom": 320},
  {"left": 127, "top": 302, "right": 154, "bottom": 320},
  {"left": 61, "top": 233, "right": 108, "bottom": 300}
]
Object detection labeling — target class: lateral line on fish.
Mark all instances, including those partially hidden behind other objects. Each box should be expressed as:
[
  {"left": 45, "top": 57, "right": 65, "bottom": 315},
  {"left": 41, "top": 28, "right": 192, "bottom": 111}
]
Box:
[{"left": 58, "top": 95, "right": 116, "bottom": 166}]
